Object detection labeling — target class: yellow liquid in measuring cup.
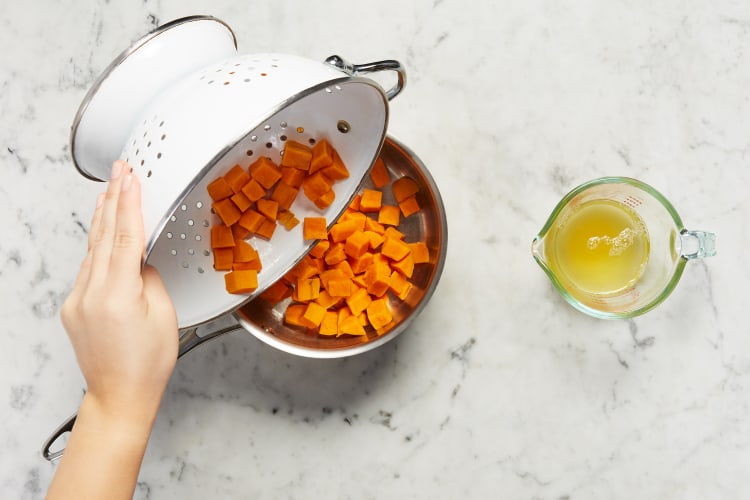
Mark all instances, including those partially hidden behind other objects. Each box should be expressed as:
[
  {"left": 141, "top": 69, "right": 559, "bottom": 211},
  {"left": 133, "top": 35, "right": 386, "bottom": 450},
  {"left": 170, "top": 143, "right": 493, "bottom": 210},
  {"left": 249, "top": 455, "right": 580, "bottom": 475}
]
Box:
[{"left": 548, "top": 199, "right": 650, "bottom": 295}]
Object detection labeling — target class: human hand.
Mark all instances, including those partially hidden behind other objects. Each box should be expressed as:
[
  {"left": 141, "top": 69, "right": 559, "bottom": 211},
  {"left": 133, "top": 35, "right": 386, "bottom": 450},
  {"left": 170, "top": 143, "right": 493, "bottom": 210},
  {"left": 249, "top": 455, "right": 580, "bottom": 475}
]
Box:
[{"left": 60, "top": 160, "right": 178, "bottom": 420}]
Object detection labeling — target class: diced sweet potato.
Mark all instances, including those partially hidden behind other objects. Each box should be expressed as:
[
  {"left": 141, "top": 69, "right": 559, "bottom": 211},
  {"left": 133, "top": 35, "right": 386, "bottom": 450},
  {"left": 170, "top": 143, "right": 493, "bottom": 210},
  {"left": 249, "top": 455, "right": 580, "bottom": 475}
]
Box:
[
  {"left": 280, "top": 166, "right": 306, "bottom": 188},
  {"left": 318, "top": 311, "right": 339, "bottom": 335},
  {"left": 392, "top": 176, "right": 419, "bottom": 203},
  {"left": 213, "top": 198, "right": 242, "bottom": 226},
  {"left": 377, "top": 205, "right": 400, "bottom": 226},
  {"left": 359, "top": 189, "right": 382, "bottom": 213},
  {"left": 321, "top": 151, "right": 350, "bottom": 180},
  {"left": 324, "top": 242, "right": 346, "bottom": 266},
  {"left": 408, "top": 242, "right": 430, "bottom": 264},
  {"left": 225, "top": 165, "right": 250, "bottom": 193},
  {"left": 366, "top": 298, "right": 393, "bottom": 330},
  {"left": 277, "top": 210, "right": 300, "bottom": 230},
  {"left": 231, "top": 191, "right": 252, "bottom": 213},
  {"left": 280, "top": 140, "right": 313, "bottom": 170},
  {"left": 238, "top": 209, "right": 265, "bottom": 233},
  {"left": 346, "top": 287, "right": 372, "bottom": 316},
  {"left": 344, "top": 230, "right": 371, "bottom": 259},
  {"left": 241, "top": 178, "right": 266, "bottom": 202},
  {"left": 391, "top": 253, "right": 414, "bottom": 278},
  {"left": 257, "top": 198, "right": 279, "bottom": 221},
  {"left": 213, "top": 247, "right": 234, "bottom": 271},
  {"left": 302, "top": 172, "right": 334, "bottom": 202},
  {"left": 233, "top": 240, "right": 260, "bottom": 263},
  {"left": 328, "top": 219, "right": 359, "bottom": 243},
  {"left": 303, "top": 217, "right": 328, "bottom": 240},
  {"left": 224, "top": 269, "right": 258, "bottom": 294},
  {"left": 398, "top": 195, "right": 420, "bottom": 217},
  {"left": 249, "top": 157, "right": 282, "bottom": 189},
  {"left": 284, "top": 304, "right": 308, "bottom": 327},
  {"left": 381, "top": 237, "right": 411, "bottom": 261},
  {"left": 260, "top": 280, "right": 293, "bottom": 305},
  {"left": 207, "top": 177, "right": 234, "bottom": 201},
  {"left": 210, "top": 224, "right": 235, "bottom": 248},
  {"left": 309, "top": 240, "right": 330, "bottom": 258},
  {"left": 295, "top": 277, "right": 321, "bottom": 302},
  {"left": 270, "top": 182, "right": 299, "bottom": 210},
  {"left": 314, "top": 189, "right": 335, "bottom": 210},
  {"left": 255, "top": 219, "right": 277, "bottom": 240},
  {"left": 310, "top": 139, "right": 335, "bottom": 174},
  {"left": 369, "top": 158, "right": 390, "bottom": 188},
  {"left": 328, "top": 278, "right": 353, "bottom": 297}
]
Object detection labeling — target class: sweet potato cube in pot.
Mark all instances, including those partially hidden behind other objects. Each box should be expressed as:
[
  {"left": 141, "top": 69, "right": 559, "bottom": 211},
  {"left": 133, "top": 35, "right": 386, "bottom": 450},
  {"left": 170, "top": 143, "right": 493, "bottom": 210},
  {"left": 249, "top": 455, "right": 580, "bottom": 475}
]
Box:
[
  {"left": 358, "top": 189, "right": 382, "bottom": 213},
  {"left": 392, "top": 176, "right": 420, "bottom": 203},
  {"left": 369, "top": 158, "right": 390, "bottom": 188},
  {"left": 367, "top": 298, "right": 393, "bottom": 330}
]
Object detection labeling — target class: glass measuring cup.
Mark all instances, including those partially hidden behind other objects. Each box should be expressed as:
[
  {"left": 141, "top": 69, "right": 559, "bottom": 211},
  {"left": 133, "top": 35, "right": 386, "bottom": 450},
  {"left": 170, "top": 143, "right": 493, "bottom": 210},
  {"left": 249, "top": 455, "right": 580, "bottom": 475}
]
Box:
[{"left": 531, "top": 177, "right": 715, "bottom": 319}]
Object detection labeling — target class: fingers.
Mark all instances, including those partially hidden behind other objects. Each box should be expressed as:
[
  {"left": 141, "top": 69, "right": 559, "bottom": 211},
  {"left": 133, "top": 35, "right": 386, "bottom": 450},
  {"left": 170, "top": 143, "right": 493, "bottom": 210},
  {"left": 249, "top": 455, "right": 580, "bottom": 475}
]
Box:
[
  {"left": 70, "top": 193, "right": 105, "bottom": 295},
  {"left": 108, "top": 169, "right": 146, "bottom": 286}
]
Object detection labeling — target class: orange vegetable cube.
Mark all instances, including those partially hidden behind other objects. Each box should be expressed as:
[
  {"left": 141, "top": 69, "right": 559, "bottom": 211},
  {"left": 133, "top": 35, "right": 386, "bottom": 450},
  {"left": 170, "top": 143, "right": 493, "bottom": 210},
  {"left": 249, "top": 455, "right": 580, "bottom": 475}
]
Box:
[
  {"left": 369, "top": 158, "right": 390, "bottom": 188},
  {"left": 344, "top": 230, "right": 371, "bottom": 259},
  {"left": 351, "top": 273, "right": 367, "bottom": 289},
  {"left": 324, "top": 243, "right": 347, "bottom": 265},
  {"left": 284, "top": 304, "right": 308, "bottom": 327},
  {"left": 328, "top": 219, "right": 359, "bottom": 243},
  {"left": 302, "top": 172, "right": 334, "bottom": 202},
  {"left": 408, "top": 242, "right": 430, "bottom": 264},
  {"left": 213, "top": 198, "right": 242, "bottom": 226},
  {"left": 224, "top": 269, "right": 258, "bottom": 294},
  {"left": 241, "top": 178, "right": 266, "bottom": 202},
  {"left": 225, "top": 164, "right": 251, "bottom": 193},
  {"left": 260, "top": 280, "right": 293, "bottom": 305},
  {"left": 365, "top": 230, "right": 384, "bottom": 250},
  {"left": 314, "top": 189, "right": 335, "bottom": 210},
  {"left": 338, "top": 313, "right": 365, "bottom": 336},
  {"left": 310, "top": 139, "right": 335, "bottom": 174},
  {"left": 233, "top": 240, "right": 259, "bottom": 263},
  {"left": 277, "top": 210, "right": 300, "bottom": 230},
  {"left": 301, "top": 302, "right": 326, "bottom": 328},
  {"left": 328, "top": 278, "right": 353, "bottom": 297},
  {"left": 255, "top": 219, "right": 277, "bottom": 240},
  {"left": 399, "top": 195, "right": 420, "bottom": 217},
  {"left": 280, "top": 166, "right": 306, "bottom": 188},
  {"left": 384, "top": 226, "right": 405, "bottom": 241},
  {"left": 270, "top": 181, "right": 299, "bottom": 210},
  {"left": 295, "top": 277, "right": 321, "bottom": 302},
  {"left": 257, "top": 198, "right": 279, "bottom": 221},
  {"left": 391, "top": 253, "right": 414, "bottom": 278},
  {"left": 230, "top": 191, "right": 252, "bottom": 213},
  {"left": 303, "top": 217, "right": 328, "bottom": 240},
  {"left": 388, "top": 270, "right": 409, "bottom": 296},
  {"left": 381, "top": 237, "right": 411, "bottom": 261},
  {"left": 231, "top": 223, "right": 251, "bottom": 241},
  {"left": 349, "top": 194, "right": 361, "bottom": 211},
  {"left": 359, "top": 189, "right": 382, "bottom": 213},
  {"left": 210, "top": 224, "right": 235, "bottom": 248},
  {"left": 207, "top": 177, "right": 234, "bottom": 201},
  {"left": 319, "top": 268, "right": 347, "bottom": 290},
  {"left": 346, "top": 287, "right": 372, "bottom": 316},
  {"left": 396, "top": 281, "right": 413, "bottom": 301},
  {"left": 332, "top": 260, "right": 355, "bottom": 278},
  {"left": 318, "top": 311, "right": 339, "bottom": 336},
  {"left": 238, "top": 208, "right": 265, "bottom": 233},
  {"left": 309, "top": 240, "right": 330, "bottom": 258},
  {"left": 249, "top": 157, "right": 282, "bottom": 189},
  {"left": 280, "top": 140, "right": 313, "bottom": 170},
  {"left": 364, "top": 264, "right": 391, "bottom": 297},
  {"left": 377, "top": 205, "right": 400, "bottom": 226},
  {"left": 212, "top": 247, "right": 233, "bottom": 271},
  {"left": 340, "top": 210, "right": 367, "bottom": 231},
  {"left": 392, "top": 176, "right": 420, "bottom": 202},
  {"left": 367, "top": 298, "right": 393, "bottom": 330},
  {"left": 315, "top": 290, "right": 343, "bottom": 309},
  {"left": 321, "top": 151, "right": 350, "bottom": 180},
  {"left": 349, "top": 252, "right": 374, "bottom": 275},
  {"left": 364, "top": 217, "right": 385, "bottom": 235},
  {"left": 233, "top": 259, "right": 262, "bottom": 271}
]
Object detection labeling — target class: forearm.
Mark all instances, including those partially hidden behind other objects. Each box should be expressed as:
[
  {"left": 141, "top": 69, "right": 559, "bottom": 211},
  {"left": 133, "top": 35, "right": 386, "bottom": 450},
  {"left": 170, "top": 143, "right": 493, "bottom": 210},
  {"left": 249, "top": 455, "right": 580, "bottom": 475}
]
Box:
[{"left": 47, "top": 393, "right": 161, "bottom": 500}]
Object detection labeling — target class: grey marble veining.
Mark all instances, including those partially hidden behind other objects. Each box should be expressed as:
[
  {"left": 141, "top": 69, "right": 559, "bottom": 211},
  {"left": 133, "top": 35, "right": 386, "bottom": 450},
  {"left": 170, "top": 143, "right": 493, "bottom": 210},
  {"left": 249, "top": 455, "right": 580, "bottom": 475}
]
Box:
[{"left": 2, "top": 1, "right": 749, "bottom": 499}]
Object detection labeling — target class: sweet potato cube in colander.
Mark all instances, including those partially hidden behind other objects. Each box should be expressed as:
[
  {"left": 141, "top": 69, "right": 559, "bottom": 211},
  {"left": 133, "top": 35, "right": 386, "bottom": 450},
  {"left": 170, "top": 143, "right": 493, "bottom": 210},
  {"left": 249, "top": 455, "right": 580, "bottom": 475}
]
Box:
[
  {"left": 230, "top": 191, "right": 252, "bottom": 213},
  {"left": 377, "top": 205, "right": 400, "bottom": 227},
  {"left": 313, "top": 189, "right": 335, "bottom": 210},
  {"left": 398, "top": 195, "right": 420, "bottom": 218},
  {"left": 302, "top": 172, "right": 333, "bottom": 202},
  {"left": 321, "top": 151, "right": 350, "bottom": 180},
  {"left": 369, "top": 158, "right": 390, "bottom": 188},
  {"left": 280, "top": 166, "right": 306, "bottom": 188},
  {"left": 241, "top": 178, "right": 266, "bottom": 202},
  {"left": 213, "top": 198, "right": 242, "bottom": 226},
  {"left": 225, "top": 164, "right": 251, "bottom": 193},
  {"left": 310, "top": 139, "right": 335, "bottom": 174},
  {"left": 249, "top": 157, "right": 282, "bottom": 189},
  {"left": 270, "top": 182, "right": 299, "bottom": 210},
  {"left": 238, "top": 208, "right": 265, "bottom": 233},
  {"left": 277, "top": 210, "right": 300, "bottom": 230},
  {"left": 212, "top": 247, "right": 234, "bottom": 271},
  {"left": 210, "top": 224, "right": 235, "bottom": 248},
  {"left": 207, "top": 177, "right": 234, "bottom": 201},
  {"left": 392, "top": 176, "right": 420, "bottom": 203},
  {"left": 224, "top": 269, "right": 258, "bottom": 294},
  {"left": 232, "top": 240, "right": 259, "bottom": 263},
  {"left": 280, "top": 140, "right": 313, "bottom": 170},
  {"left": 231, "top": 223, "right": 251, "bottom": 241},
  {"left": 303, "top": 217, "right": 328, "bottom": 240},
  {"left": 358, "top": 189, "right": 382, "bottom": 213},
  {"left": 257, "top": 198, "right": 279, "bottom": 221},
  {"left": 255, "top": 219, "right": 277, "bottom": 240}
]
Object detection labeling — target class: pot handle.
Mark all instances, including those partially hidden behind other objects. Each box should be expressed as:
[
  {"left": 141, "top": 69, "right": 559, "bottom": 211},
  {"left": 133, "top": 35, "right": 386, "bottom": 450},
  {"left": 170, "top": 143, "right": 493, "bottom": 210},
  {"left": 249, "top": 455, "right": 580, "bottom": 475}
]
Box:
[
  {"left": 325, "top": 55, "right": 406, "bottom": 101},
  {"left": 40, "top": 317, "right": 246, "bottom": 461}
]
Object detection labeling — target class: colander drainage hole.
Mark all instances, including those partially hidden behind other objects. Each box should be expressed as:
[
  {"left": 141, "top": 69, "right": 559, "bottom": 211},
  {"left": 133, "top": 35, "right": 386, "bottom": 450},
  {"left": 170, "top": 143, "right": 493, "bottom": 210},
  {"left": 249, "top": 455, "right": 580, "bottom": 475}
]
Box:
[
  {"left": 197, "top": 267, "right": 205, "bottom": 274},
  {"left": 181, "top": 262, "right": 189, "bottom": 269},
  {"left": 246, "top": 149, "right": 254, "bottom": 156},
  {"left": 170, "top": 249, "right": 177, "bottom": 256},
  {"left": 203, "top": 250, "right": 210, "bottom": 256}
]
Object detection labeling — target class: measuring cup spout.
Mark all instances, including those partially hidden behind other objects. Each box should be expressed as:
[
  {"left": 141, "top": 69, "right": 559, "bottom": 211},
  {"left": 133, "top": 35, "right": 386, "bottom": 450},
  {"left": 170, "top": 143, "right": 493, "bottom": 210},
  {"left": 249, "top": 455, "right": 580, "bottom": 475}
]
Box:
[
  {"left": 680, "top": 230, "right": 716, "bottom": 260},
  {"left": 531, "top": 235, "right": 547, "bottom": 265}
]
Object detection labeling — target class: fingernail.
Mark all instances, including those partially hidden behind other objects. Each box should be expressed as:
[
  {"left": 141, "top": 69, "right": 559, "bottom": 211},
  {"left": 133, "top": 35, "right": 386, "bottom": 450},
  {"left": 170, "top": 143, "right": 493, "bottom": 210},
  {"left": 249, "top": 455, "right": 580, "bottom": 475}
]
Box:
[
  {"left": 121, "top": 172, "right": 133, "bottom": 192},
  {"left": 95, "top": 193, "right": 105, "bottom": 208},
  {"left": 111, "top": 161, "right": 123, "bottom": 180}
]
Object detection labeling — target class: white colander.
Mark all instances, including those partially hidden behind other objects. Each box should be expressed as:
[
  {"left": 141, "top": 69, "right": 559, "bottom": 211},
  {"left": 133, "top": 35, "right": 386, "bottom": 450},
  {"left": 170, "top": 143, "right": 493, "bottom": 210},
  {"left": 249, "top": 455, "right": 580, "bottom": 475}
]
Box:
[{"left": 71, "top": 15, "right": 406, "bottom": 329}]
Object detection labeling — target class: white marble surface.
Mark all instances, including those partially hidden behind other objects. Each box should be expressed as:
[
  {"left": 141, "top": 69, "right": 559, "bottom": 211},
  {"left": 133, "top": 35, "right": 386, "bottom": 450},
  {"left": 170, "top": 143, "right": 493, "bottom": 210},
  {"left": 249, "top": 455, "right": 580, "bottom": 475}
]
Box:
[{"left": 2, "top": 1, "right": 749, "bottom": 498}]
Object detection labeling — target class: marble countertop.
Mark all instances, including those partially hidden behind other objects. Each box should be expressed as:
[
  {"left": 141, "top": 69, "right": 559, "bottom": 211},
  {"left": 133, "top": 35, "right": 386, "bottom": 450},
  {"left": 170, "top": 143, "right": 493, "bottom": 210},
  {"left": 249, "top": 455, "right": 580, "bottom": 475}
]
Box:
[{"left": 2, "top": 1, "right": 749, "bottom": 498}]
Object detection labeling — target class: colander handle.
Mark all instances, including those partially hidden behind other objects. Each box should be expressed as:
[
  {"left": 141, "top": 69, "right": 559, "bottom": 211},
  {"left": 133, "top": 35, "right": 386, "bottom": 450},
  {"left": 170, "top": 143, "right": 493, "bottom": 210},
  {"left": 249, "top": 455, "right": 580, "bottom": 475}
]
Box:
[
  {"left": 325, "top": 55, "right": 406, "bottom": 100},
  {"left": 40, "top": 319, "right": 245, "bottom": 461}
]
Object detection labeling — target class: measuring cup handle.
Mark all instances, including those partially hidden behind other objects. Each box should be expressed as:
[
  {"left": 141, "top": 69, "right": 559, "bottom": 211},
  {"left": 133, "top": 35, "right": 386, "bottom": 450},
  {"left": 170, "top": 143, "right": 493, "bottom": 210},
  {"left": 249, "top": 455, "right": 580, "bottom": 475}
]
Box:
[
  {"left": 40, "top": 317, "right": 246, "bottom": 461},
  {"left": 325, "top": 55, "right": 406, "bottom": 101},
  {"left": 680, "top": 230, "right": 717, "bottom": 259}
]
